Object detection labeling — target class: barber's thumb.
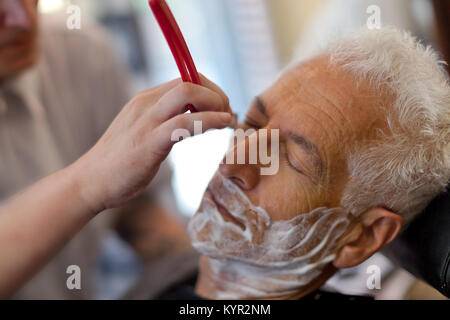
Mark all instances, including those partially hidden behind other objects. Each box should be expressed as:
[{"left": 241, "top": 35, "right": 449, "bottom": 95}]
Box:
[{"left": 191, "top": 112, "right": 232, "bottom": 133}]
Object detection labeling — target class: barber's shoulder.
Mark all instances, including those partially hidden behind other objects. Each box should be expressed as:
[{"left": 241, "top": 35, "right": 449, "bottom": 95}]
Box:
[
  {"left": 40, "top": 13, "right": 115, "bottom": 61},
  {"left": 37, "top": 13, "right": 129, "bottom": 131}
]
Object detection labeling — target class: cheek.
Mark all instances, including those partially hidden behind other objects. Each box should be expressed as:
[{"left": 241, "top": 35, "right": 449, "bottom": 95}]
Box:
[
  {"left": 255, "top": 169, "right": 324, "bottom": 222},
  {"left": 320, "top": 160, "right": 350, "bottom": 208}
]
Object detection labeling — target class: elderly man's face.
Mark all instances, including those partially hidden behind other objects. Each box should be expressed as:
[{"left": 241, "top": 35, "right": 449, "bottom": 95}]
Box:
[
  {"left": 0, "top": 0, "right": 39, "bottom": 81},
  {"left": 188, "top": 56, "right": 391, "bottom": 284}
]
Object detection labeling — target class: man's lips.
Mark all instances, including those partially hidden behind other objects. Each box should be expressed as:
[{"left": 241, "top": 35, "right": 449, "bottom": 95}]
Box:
[{"left": 204, "top": 189, "right": 246, "bottom": 230}]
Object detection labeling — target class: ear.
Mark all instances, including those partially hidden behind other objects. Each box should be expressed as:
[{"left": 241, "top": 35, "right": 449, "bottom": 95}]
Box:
[{"left": 333, "top": 207, "right": 403, "bottom": 268}]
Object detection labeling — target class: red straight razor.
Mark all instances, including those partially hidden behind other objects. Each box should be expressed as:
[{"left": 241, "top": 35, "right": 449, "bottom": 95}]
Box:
[{"left": 149, "top": 0, "right": 201, "bottom": 112}]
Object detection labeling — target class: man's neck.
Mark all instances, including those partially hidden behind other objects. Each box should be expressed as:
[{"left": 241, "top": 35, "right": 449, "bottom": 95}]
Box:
[{"left": 194, "top": 256, "right": 337, "bottom": 300}]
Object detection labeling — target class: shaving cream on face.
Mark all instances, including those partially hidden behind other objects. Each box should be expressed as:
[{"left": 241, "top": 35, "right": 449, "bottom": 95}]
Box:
[{"left": 188, "top": 173, "right": 352, "bottom": 299}]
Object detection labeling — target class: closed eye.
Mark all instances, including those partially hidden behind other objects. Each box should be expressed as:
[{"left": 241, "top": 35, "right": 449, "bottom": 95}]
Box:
[{"left": 285, "top": 149, "right": 305, "bottom": 175}]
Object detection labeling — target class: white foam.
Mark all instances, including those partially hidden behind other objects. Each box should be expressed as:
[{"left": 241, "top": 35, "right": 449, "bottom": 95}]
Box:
[{"left": 188, "top": 174, "right": 351, "bottom": 299}]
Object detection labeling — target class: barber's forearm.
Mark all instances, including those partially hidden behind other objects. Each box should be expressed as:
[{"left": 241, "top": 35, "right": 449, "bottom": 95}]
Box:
[{"left": 0, "top": 164, "right": 96, "bottom": 298}]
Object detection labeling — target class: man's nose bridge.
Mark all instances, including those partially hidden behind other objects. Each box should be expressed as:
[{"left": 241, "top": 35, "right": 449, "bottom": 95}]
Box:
[
  {"left": 224, "top": 129, "right": 274, "bottom": 166},
  {"left": 2, "top": 1, "right": 32, "bottom": 29},
  {"left": 247, "top": 130, "right": 273, "bottom": 165},
  {"left": 219, "top": 131, "right": 261, "bottom": 188}
]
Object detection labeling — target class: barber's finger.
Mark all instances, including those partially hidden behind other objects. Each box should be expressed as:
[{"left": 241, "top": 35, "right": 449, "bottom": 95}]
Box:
[
  {"left": 152, "top": 112, "right": 232, "bottom": 154},
  {"left": 150, "top": 82, "right": 229, "bottom": 123},
  {"left": 198, "top": 73, "right": 232, "bottom": 114},
  {"left": 135, "top": 78, "right": 182, "bottom": 102}
]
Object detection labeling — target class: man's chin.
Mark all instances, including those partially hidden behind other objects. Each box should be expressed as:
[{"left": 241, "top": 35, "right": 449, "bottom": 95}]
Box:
[
  {"left": 188, "top": 229, "right": 242, "bottom": 261},
  {"left": 0, "top": 56, "right": 38, "bottom": 82}
]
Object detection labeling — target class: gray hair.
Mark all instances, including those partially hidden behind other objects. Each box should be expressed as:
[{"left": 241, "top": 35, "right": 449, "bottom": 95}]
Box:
[{"left": 327, "top": 27, "right": 450, "bottom": 224}]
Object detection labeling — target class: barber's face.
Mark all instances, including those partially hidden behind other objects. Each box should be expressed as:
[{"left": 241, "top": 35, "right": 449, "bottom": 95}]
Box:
[
  {"left": 0, "top": 0, "right": 39, "bottom": 81},
  {"left": 189, "top": 56, "right": 389, "bottom": 265}
]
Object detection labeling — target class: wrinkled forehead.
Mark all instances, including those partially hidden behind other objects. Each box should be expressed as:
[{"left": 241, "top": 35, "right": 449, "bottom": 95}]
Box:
[
  {"left": 263, "top": 56, "right": 376, "bottom": 114},
  {"left": 260, "top": 56, "right": 390, "bottom": 152}
]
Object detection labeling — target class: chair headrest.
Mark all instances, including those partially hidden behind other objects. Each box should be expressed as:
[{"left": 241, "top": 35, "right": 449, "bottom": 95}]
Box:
[{"left": 385, "top": 186, "right": 450, "bottom": 297}]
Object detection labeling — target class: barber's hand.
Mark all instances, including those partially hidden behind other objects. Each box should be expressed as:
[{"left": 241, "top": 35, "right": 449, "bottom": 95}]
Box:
[{"left": 73, "top": 75, "right": 233, "bottom": 212}]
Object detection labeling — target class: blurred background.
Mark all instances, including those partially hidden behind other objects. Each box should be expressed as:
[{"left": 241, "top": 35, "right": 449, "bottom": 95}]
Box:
[{"left": 37, "top": 0, "right": 448, "bottom": 299}]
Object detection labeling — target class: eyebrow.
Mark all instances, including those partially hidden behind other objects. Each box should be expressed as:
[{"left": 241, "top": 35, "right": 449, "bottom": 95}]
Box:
[{"left": 287, "top": 131, "right": 325, "bottom": 181}]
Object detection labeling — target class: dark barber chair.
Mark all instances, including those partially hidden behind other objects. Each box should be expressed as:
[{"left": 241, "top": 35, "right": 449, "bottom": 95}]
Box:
[
  {"left": 398, "top": 0, "right": 450, "bottom": 297},
  {"left": 385, "top": 185, "right": 450, "bottom": 298}
]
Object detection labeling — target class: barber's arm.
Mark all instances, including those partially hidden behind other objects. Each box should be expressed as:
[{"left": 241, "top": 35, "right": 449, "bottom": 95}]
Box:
[{"left": 0, "top": 76, "right": 232, "bottom": 298}]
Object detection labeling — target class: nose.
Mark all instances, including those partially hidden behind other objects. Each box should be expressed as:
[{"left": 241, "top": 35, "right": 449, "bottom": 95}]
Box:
[
  {"left": 0, "top": 0, "right": 33, "bottom": 29},
  {"left": 219, "top": 130, "right": 262, "bottom": 190}
]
